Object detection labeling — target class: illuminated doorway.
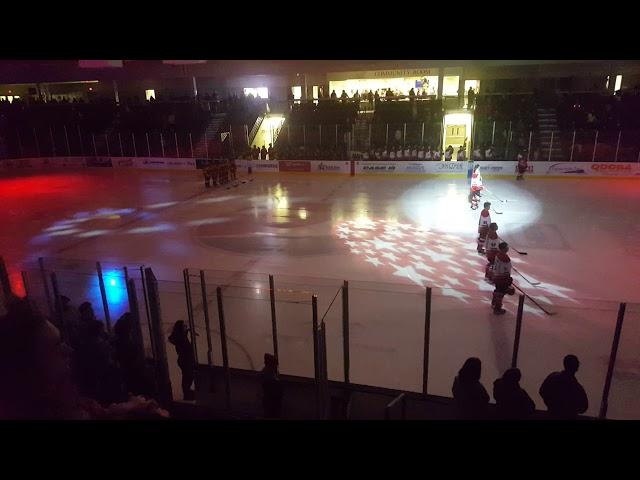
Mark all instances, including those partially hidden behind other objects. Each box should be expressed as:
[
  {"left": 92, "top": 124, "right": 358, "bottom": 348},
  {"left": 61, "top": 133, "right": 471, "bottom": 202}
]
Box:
[{"left": 442, "top": 112, "right": 473, "bottom": 160}]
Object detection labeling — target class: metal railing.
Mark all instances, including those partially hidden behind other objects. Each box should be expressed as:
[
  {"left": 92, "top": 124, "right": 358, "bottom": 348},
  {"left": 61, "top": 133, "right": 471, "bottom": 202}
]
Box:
[{"left": 6, "top": 254, "right": 639, "bottom": 420}]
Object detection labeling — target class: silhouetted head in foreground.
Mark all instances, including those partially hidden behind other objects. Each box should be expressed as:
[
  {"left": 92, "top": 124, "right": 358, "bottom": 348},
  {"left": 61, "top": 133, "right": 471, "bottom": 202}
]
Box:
[
  {"left": 458, "top": 357, "right": 482, "bottom": 383},
  {"left": 563, "top": 354, "right": 580, "bottom": 375}
]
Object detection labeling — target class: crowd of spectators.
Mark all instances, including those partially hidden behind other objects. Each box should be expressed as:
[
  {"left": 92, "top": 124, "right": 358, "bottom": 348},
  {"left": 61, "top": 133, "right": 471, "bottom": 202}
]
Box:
[
  {"left": 0, "top": 288, "right": 592, "bottom": 420},
  {"left": 452, "top": 355, "right": 588, "bottom": 420},
  {"left": 556, "top": 88, "right": 640, "bottom": 131},
  {"left": 0, "top": 295, "right": 168, "bottom": 419}
]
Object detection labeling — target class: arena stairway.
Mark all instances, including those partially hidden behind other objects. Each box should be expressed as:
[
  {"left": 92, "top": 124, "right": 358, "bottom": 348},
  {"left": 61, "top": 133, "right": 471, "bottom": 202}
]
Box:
[
  {"left": 191, "top": 113, "right": 227, "bottom": 157},
  {"left": 536, "top": 107, "right": 564, "bottom": 160}
]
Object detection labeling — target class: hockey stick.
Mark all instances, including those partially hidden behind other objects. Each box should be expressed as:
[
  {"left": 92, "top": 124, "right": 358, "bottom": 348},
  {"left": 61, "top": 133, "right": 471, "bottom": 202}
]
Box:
[
  {"left": 499, "top": 237, "right": 527, "bottom": 255},
  {"left": 484, "top": 187, "right": 507, "bottom": 203},
  {"left": 513, "top": 283, "right": 556, "bottom": 316},
  {"left": 491, "top": 208, "right": 503, "bottom": 215},
  {"left": 512, "top": 266, "right": 540, "bottom": 286}
]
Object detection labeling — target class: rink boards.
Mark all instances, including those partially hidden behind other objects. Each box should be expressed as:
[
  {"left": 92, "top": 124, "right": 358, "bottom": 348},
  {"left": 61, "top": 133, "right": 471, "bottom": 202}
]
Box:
[{"left": 2, "top": 156, "right": 639, "bottom": 178}]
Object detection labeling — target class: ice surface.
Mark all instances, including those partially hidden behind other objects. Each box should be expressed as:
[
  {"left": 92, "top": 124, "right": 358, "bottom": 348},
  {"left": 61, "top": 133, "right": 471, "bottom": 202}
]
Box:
[{"left": 2, "top": 169, "right": 639, "bottom": 418}]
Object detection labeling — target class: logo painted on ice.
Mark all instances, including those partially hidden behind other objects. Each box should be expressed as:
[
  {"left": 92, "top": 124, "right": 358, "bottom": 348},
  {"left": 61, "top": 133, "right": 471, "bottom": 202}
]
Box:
[{"left": 547, "top": 163, "right": 586, "bottom": 174}]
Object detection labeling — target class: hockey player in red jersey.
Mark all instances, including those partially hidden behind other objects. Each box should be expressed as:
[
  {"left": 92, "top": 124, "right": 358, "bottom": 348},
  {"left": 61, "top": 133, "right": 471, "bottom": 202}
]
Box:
[
  {"left": 468, "top": 164, "right": 483, "bottom": 209},
  {"left": 516, "top": 152, "right": 528, "bottom": 181},
  {"left": 491, "top": 242, "right": 516, "bottom": 315},
  {"left": 477, "top": 202, "right": 492, "bottom": 253},
  {"left": 484, "top": 222, "right": 500, "bottom": 282}
]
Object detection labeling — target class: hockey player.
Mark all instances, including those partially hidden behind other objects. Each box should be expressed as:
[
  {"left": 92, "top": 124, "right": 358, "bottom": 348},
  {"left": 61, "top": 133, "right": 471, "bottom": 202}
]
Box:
[
  {"left": 469, "top": 164, "right": 483, "bottom": 209},
  {"left": 484, "top": 222, "right": 500, "bottom": 282},
  {"left": 477, "top": 201, "right": 491, "bottom": 253},
  {"left": 491, "top": 242, "right": 516, "bottom": 315},
  {"left": 516, "top": 151, "right": 528, "bottom": 181}
]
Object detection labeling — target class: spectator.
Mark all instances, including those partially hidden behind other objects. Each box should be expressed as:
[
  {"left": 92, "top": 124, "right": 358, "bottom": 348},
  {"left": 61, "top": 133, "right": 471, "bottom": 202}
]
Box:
[
  {"left": 367, "top": 90, "right": 374, "bottom": 109},
  {"left": 112, "top": 313, "right": 149, "bottom": 396},
  {"left": 425, "top": 145, "right": 433, "bottom": 160},
  {"left": 374, "top": 90, "right": 380, "bottom": 107},
  {"left": 409, "top": 88, "right": 416, "bottom": 101},
  {"left": 260, "top": 353, "right": 283, "bottom": 418},
  {"left": 473, "top": 146, "right": 483, "bottom": 160},
  {"left": 452, "top": 357, "right": 490, "bottom": 419},
  {"left": 260, "top": 145, "right": 268, "bottom": 160},
  {"left": 493, "top": 368, "right": 535, "bottom": 420},
  {"left": 168, "top": 320, "right": 196, "bottom": 401},
  {"left": 267, "top": 143, "right": 273, "bottom": 160},
  {"left": 73, "top": 317, "right": 125, "bottom": 405},
  {"left": 468, "top": 86, "right": 476, "bottom": 108},
  {"left": 457, "top": 146, "right": 466, "bottom": 161},
  {"left": 485, "top": 145, "right": 495, "bottom": 160},
  {"left": 539, "top": 354, "right": 588, "bottom": 419},
  {"left": 340, "top": 90, "right": 349, "bottom": 103},
  {"left": 445, "top": 145, "right": 454, "bottom": 161},
  {"left": 330, "top": 90, "right": 337, "bottom": 101}
]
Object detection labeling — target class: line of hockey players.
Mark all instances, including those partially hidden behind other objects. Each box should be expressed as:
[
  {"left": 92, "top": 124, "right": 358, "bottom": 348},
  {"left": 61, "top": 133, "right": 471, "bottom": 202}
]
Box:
[
  {"left": 476, "top": 202, "right": 515, "bottom": 315},
  {"left": 472, "top": 153, "right": 529, "bottom": 315},
  {"left": 202, "top": 159, "right": 237, "bottom": 188}
]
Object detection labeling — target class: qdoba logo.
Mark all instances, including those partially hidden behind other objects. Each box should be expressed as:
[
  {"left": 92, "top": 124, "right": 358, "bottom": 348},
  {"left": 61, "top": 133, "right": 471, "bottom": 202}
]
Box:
[{"left": 591, "top": 164, "right": 631, "bottom": 171}]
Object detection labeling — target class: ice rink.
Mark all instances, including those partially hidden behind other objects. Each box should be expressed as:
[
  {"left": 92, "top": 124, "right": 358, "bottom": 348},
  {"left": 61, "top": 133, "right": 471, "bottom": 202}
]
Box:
[{"left": 2, "top": 168, "right": 639, "bottom": 419}]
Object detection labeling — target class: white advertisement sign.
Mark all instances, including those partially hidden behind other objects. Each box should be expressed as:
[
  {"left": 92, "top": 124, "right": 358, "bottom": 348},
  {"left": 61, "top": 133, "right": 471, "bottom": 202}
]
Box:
[
  {"left": 310, "top": 161, "right": 351, "bottom": 174},
  {"left": 131, "top": 157, "right": 196, "bottom": 170}
]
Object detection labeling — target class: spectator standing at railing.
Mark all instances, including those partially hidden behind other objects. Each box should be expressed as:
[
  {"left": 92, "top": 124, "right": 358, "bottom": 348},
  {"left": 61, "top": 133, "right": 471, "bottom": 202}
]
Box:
[
  {"left": 367, "top": 90, "right": 374, "bottom": 109},
  {"left": 452, "top": 357, "right": 490, "bottom": 420},
  {"left": 539, "top": 354, "right": 588, "bottom": 419},
  {"left": 260, "top": 145, "right": 268, "bottom": 160},
  {"left": 340, "top": 90, "right": 349, "bottom": 103},
  {"left": 267, "top": 143, "right": 274, "bottom": 160},
  {"left": 374, "top": 90, "right": 380, "bottom": 107},
  {"left": 168, "top": 320, "right": 195, "bottom": 401},
  {"left": 473, "top": 146, "right": 483, "bottom": 160},
  {"left": 468, "top": 87, "right": 476, "bottom": 109},
  {"left": 260, "top": 353, "right": 283, "bottom": 418},
  {"left": 331, "top": 90, "right": 337, "bottom": 101},
  {"left": 493, "top": 368, "right": 535, "bottom": 420}
]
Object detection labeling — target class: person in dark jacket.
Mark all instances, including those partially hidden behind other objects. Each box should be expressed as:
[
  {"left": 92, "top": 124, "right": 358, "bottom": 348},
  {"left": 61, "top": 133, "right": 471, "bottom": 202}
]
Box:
[
  {"left": 493, "top": 368, "right": 535, "bottom": 419},
  {"left": 452, "top": 357, "right": 490, "bottom": 419},
  {"left": 260, "top": 353, "right": 283, "bottom": 418},
  {"left": 539, "top": 354, "right": 588, "bottom": 419},
  {"left": 168, "top": 320, "right": 195, "bottom": 401},
  {"left": 112, "top": 313, "right": 149, "bottom": 396}
]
